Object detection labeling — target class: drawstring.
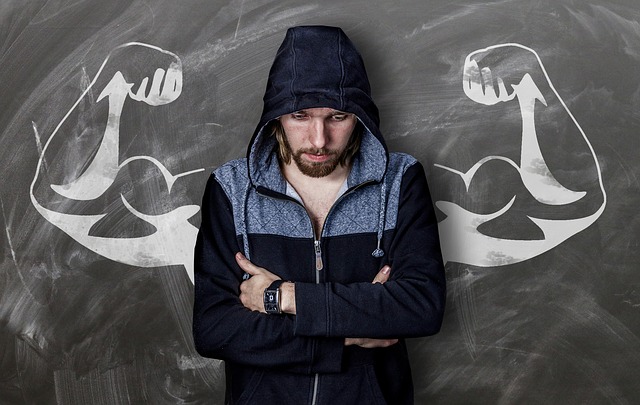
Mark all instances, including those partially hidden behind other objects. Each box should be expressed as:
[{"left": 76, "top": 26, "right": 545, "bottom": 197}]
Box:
[
  {"left": 241, "top": 181, "right": 252, "bottom": 280},
  {"left": 371, "top": 178, "right": 387, "bottom": 258}
]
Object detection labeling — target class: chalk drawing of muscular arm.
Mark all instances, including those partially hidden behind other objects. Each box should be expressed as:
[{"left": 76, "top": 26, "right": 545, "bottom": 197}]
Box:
[
  {"left": 436, "top": 44, "right": 606, "bottom": 267},
  {"left": 30, "top": 43, "right": 202, "bottom": 283}
]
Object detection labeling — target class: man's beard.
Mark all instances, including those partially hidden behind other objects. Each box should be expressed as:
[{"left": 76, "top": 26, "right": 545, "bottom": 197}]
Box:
[
  {"left": 292, "top": 148, "right": 341, "bottom": 178},
  {"left": 282, "top": 136, "right": 347, "bottom": 178}
]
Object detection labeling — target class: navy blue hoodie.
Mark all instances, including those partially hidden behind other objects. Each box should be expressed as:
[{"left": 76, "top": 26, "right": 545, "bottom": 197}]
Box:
[{"left": 193, "top": 26, "right": 446, "bottom": 405}]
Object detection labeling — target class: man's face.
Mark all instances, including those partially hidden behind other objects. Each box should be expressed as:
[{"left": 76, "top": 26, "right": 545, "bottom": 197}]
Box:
[{"left": 279, "top": 107, "right": 357, "bottom": 178}]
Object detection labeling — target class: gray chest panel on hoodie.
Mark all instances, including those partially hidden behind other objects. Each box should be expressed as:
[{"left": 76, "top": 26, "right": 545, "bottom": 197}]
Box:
[{"left": 214, "top": 152, "right": 417, "bottom": 239}]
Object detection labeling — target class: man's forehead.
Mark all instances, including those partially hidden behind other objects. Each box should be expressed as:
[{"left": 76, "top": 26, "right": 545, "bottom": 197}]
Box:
[{"left": 291, "top": 107, "right": 351, "bottom": 116}]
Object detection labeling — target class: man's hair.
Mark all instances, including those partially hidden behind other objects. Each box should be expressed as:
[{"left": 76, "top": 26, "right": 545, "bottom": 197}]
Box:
[{"left": 270, "top": 118, "right": 363, "bottom": 166}]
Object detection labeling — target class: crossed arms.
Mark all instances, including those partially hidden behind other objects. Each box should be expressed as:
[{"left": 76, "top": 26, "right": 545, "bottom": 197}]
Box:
[
  {"left": 192, "top": 163, "right": 446, "bottom": 373},
  {"left": 236, "top": 251, "right": 397, "bottom": 348}
]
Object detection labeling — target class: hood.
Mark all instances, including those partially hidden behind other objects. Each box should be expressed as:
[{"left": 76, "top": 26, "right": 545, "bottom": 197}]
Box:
[{"left": 247, "top": 25, "right": 388, "bottom": 193}]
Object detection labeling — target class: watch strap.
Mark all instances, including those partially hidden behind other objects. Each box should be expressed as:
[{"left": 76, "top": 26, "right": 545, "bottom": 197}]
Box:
[{"left": 268, "top": 279, "right": 286, "bottom": 291}]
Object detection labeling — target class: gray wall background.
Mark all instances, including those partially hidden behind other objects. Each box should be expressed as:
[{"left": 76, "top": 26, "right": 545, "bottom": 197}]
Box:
[{"left": 1, "top": 0, "right": 639, "bottom": 403}]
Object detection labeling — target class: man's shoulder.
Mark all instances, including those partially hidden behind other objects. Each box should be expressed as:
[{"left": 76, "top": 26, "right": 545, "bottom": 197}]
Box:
[
  {"left": 387, "top": 152, "right": 420, "bottom": 177},
  {"left": 213, "top": 158, "right": 249, "bottom": 184},
  {"left": 211, "top": 158, "right": 250, "bottom": 201}
]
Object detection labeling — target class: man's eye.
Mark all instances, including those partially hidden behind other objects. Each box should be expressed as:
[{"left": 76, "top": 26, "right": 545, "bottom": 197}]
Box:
[
  {"left": 331, "top": 114, "right": 349, "bottom": 121},
  {"left": 291, "top": 113, "right": 307, "bottom": 120}
]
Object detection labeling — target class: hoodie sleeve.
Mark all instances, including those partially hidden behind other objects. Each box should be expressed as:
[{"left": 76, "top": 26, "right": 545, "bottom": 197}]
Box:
[
  {"left": 192, "top": 174, "right": 344, "bottom": 373},
  {"left": 294, "top": 162, "right": 446, "bottom": 339}
]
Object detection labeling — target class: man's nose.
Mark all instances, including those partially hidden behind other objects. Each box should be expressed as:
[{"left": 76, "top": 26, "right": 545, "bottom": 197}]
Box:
[{"left": 309, "top": 119, "right": 329, "bottom": 149}]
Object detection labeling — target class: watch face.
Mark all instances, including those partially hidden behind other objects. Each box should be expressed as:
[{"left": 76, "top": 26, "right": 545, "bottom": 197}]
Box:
[{"left": 264, "top": 289, "right": 279, "bottom": 314}]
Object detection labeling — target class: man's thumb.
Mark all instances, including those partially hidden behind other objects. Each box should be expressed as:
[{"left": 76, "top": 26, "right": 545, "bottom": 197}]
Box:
[
  {"left": 236, "top": 252, "right": 257, "bottom": 274},
  {"left": 372, "top": 265, "right": 391, "bottom": 284}
]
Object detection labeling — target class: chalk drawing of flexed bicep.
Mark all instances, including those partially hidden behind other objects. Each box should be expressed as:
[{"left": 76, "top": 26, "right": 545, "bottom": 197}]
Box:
[
  {"left": 30, "top": 42, "right": 202, "bottom": 283},
  {"left": 435, "top": 44, "right": 607, "bottom": 267}
]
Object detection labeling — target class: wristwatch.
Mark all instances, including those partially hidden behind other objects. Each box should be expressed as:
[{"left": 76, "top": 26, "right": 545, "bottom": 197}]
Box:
[{"left": 264, "top": 280, "right": 286, "bottom": 314}]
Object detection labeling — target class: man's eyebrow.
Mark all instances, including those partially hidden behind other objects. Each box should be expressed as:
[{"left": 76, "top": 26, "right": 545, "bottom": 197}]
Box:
[{"left": 289, "top": 109, "right": 350, "bottom": 115}]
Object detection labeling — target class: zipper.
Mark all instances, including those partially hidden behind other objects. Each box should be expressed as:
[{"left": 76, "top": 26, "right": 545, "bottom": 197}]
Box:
[
  {"left": 311, "top": 238, "right": 322, "bottom": 403},
  {"left": 314, "top": 240, "right": 324, "bottom": 277},
  {"left": 257, "top": 180, "right": 377, "bottom": 405},
  {"left": 314, "top": 240, "right": 323, "bottom": 270},
  {"left": 311, "top": 373, "right": 319, "bottom": 405},
  {"left": 309, "top": 181, "right": 375, "bottom": 405}
]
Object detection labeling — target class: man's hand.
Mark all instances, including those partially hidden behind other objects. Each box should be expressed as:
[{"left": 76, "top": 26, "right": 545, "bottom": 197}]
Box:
[
  {"left": 236, "top": 252, "right": 281, "bottom": 313},
  {"left": 344, "top": 337, "right": 398, "bottom": 348},
  {"left": 345, "top": 265, "right": 398, "bottom": 349}
]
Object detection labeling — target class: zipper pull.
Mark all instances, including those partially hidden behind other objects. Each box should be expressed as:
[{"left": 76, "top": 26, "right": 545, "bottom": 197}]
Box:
[{"left": 314, "top": 240, "right": 323, "bottom": 271}]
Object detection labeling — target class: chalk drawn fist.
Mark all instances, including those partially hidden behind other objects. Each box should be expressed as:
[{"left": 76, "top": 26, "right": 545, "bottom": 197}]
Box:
[
  {"left": 127, "top": 62, "right": 182, "bottom": 105},
  {"left": 97, "top": 42, "right": 183, "bottom": 106},
  {"left": 463, "top": 59, "right": 514, "bottom": 105},
  {"left": 463, "top": 44, "right": 545, "bottom": 106}
]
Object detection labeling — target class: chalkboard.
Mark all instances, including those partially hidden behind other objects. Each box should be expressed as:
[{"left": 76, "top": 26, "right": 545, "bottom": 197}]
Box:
[{"left": 1, "top": 0, "right": 639, "bottom": 403}]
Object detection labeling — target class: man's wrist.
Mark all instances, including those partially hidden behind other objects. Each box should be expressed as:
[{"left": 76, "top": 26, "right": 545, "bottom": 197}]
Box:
[{"left": 280, "top": 282, "right": 296, "bottom": 315}]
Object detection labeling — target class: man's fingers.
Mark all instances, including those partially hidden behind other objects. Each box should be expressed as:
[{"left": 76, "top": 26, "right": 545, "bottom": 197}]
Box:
[
  {"left": 345, "top": 338, "right": 399, "bottom": 348},
  {"left": 235, "top": 252, "right": 260, "bottom": 275},
  {"left": 372, "top": 265, "right": 391, "bottom": 284},
  {"left": 371, "top": 339, "right": 398, "bottom": 348}
]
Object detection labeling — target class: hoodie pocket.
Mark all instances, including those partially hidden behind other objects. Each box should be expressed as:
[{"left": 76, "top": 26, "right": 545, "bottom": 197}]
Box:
[
  {"left": 316, "top": 364, "right": 387, "bottom": 405},
  {"left": 235, "top": 369, "right": 264, "bottom": 404},
  {"left": 235, "top": 369, "right": 316, "bottom": 404},
  {"left": 363, "top": 364, "right": 388, "bottom": 405}
]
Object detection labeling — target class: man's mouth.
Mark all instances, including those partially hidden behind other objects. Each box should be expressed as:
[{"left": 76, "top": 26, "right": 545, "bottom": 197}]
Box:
[
  {"left": 299, "top": 148, "right": 337, "bottom": 164},
  {"left": 303, "top": 152, "right": 332, "bottom": 163}
]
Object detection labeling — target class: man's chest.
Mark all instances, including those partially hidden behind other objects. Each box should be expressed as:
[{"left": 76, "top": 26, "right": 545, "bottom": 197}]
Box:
[
  {"left": 303, "top": 198, "right": 333, "bottom": 237},
  {"left": 292, "top": 184, "right": 344, "bottom": 237}
]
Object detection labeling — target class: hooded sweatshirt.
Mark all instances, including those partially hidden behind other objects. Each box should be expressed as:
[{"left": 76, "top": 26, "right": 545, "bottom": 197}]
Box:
[{"left": 193, "top": 26, "right": 446, "bottom": 405}]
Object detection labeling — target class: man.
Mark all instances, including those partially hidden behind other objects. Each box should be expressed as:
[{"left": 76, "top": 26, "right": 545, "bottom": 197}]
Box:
[{"left": 193, "top": 26, "right": 445, "bottom": 404}]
